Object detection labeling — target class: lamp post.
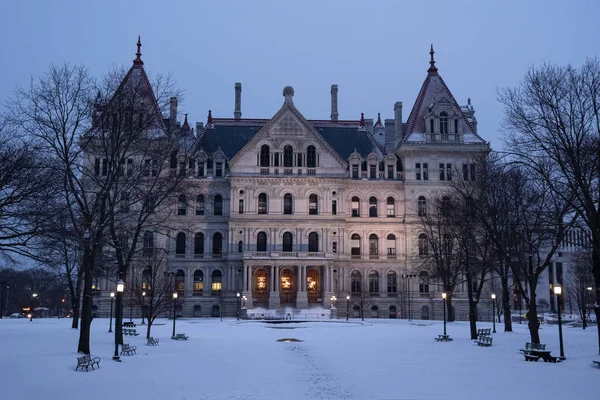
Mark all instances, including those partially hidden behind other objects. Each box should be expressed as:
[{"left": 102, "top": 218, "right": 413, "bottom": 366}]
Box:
[
  {"left": 331, "top": 295, "right": 337, "bottom": 309},
  {"left": 442, "top": 292, "right": 447, "bottom": 336},
  {"left": 141, "top": 291, "right": 146, "bottom": 325},
  {"left": 346, "top": 295, "right": 350, "bottom": 321},
  {"left": 30, "top": 293, "right": 38, "bottom": 321},
  {"left": 113, "top": 279, "right": 125, "bottom": 362},
  {"left": 584, "top": 286, "right": 593, "bottom": 330},
  {"left": 236, "top": 292, "right": 240, "bottom": 321},
  {"left": 553, "top": 285, "right": 566, "bottom": 360},
  {"left": 108, "top": 292, "right": 115, "bottom": 333},
  {"left": 172, "top": 292, "right": 178, "bottom": 338},
  {"left": 491, "top": 293, "right": 496, "bottom": 333}
]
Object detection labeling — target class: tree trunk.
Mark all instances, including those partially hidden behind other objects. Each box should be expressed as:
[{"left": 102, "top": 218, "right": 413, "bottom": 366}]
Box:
[
  {"left": 468, "top": 305, "right": 478, "bottom": 340},
  {"left": 501, "top": 276, "right": 513, "bottom": 332},
  {"left": 447, "top": 297, "right": 455, "bottom": 322},
  {"left": 70, "top": 274, "right": 83, "bottom": 329},
  {"left": 593, "top": 250, "right": 600, "bottom": 355},
  {"left": 146, "top": 318, "right": 153, "bottom": 339},
  {"left": 77, "top": 250, "right": 93, "bottom": 354},
  {"left": 527, "top": 293, "right": 540, "bottom": 344}
]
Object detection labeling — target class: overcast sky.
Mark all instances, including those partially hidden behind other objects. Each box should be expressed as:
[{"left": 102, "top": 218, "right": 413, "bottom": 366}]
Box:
[{"left": 1, "top": 0, "right": 598, "bottom": 149}]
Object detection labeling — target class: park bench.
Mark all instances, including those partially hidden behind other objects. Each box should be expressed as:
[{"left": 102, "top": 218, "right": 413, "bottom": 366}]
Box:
[
  {"left": 76, "top": 354, "right": 101, "bottom": 371},
  {"left": 172, "top": 333, "right": 189, "bottom": 340},
  {"left": 520, "top": 342, "right": 546, "bottom": 353},
  {"left": 120, "top": 343, "right": 137, "bottom": 356},
  {"left": 476, "top": 328, "right": 491, "bottom": 336},
  {"left": 123, "top": 322, "right": 136, "bottom": 328},
  {"left": 123, "top": 328, "right": 139, "bottom": 336},
  {"left": 147, "top": 336, "right": 160, "bottom": 346},
  {"left": 434, "top": 334, "right": 453, "bottom": 342},
  {"left": 524, "top": 354, "right": 541, "bottom": 362},
  {"left": 475, "top": 336, "right": 493, "bottom": 347}
]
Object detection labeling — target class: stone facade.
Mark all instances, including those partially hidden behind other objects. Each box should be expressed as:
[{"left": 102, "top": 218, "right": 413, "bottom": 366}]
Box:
[{"left": 92, "top": 43, "right": 494, "bottom": 321}]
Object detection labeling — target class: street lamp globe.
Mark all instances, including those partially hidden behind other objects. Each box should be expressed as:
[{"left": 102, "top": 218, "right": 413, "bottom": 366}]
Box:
[
  {"left": 173, "top": 292, "right": 178, "bottom": 299},
  {"left": 491, "top": 293, "right": 496, "bottom": 299},
  {"left": 110, "top": 292, "right": 115, "bottom": 298},
  {"left": 116, "top": 280, "right": 125, "bottom": 293},
  {"left": 32, "top": 293, "right": 38, "bottom": 298},
  {"left": 553, "top": 285, "right": 562, "bottom": 295},
  {"left": 442, "top": 292, "right": 447, "bottom": 299},
  {"left": 236, "top": 292, "right": 240, "bottom": 297},
  {"left": 346, "top": 295, "right": 350, "bottom": 300}
]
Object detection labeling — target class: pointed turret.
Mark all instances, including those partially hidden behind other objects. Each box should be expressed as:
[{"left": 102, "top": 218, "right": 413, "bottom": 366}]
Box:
[{"left": 133, "top": 36, "right": 144, "bottom": 67}]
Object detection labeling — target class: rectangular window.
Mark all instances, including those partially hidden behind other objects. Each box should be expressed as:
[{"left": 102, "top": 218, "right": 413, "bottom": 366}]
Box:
[
  {"left": 387, "top": 275, "right": 397, "bottom": 294},
  {"left": 297, "top": 153, "right": 303, "bottom": 167},
  {"left": 94, "top": 158, "right": 100, "bottom": 176},
  {"left": 463, "top": 164, "right": 469, "bottom": 180},
  {"left": 423, "top": 163, "right": 428, "bottom": 181},
  {"left": 332, "top": 200, "right": 337, "bottom": 215},
  {"left": 215, "top": 162, "right": 223, "bottom": 177},
  {"left": 198, "top": 163, "right": 204, "bottom": 177},
  {"left": 387, "top": 165, "right": 394, "bottom": 179},
  {"left": 179, "top": 161, "right": 186, "bottom": 176},
  {"left": 470, "top": 164, "right": 476, "bottom": 181},
  {"left": 439, "top": 163, "right": 445, "bottom": 181},
  {"left": 273, "top": 153, "right": 279, "bottom": 167},
  {"left": 416, "top": 163, "right": 421, "bottom": 180},
  {"left": 352, "top": 165, "right": 359, "bottom": 179},
  {"left": 370, "top": 164, "right": 376, "bottom": 179},
  {"left": 446, "top": 164, "right": 452, "bottom": 181},
  {"left": 127, "top": 158, "right": 133, "bottom": 176},
  {"left": 239, "top": 199, "right": 244, "bottom": 214},
  {"left": 454, "top": 119, "right": 459, "bottom": 134},
  {"left": 430, "top": 119, "right": 434, "bottom": 133}
]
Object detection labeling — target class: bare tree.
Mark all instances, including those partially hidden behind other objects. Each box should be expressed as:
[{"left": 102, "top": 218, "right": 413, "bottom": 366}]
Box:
[
  {"left": 499, "top": 59, "right": 600, "bottom": 352},
  {"left": 566, "top": 249, "right": 595, "bottom": 329},
  {"left": 128, "top": 250, "right": 175, "bottom": 338}
]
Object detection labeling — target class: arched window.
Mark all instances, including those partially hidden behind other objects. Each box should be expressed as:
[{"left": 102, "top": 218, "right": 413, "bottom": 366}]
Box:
[
  {"left": 283, "top": 145, "right": 293, "bottom": 167},
  {"left": 369, "top": 234, "right": 379, "bottom": 256},
  {"left": 306, "top": 145, "right": 316, "bottom": 168},
  {"left": 418, "top": 196, "right": 427, "bottom": 217},
  {"left": 211, "top": 304, "right": 220, "bottom": 317},
  {"left": 257, "top": 232, "right": 267, "bottom": 252},
  {"left": 281, "top": 269, "right": 293, "bottom": 292},
  {"left": 440, "top": 111, "right": 448, "bottom": 137},
  {"left": 178, "top": 194, "right": 187, "bottom": 215},
  {"left": 307, "top": 269, "right": 319, "bottom": 293},
  {"left": 309, "top": 194, "right": 318, "bottom": 215},
  {"left": 283, "top": 232, "right": 293, "bottom": 252},
  {"left": 255, "top": 269, "right": 267, "bottom": 291},
  {"left": 193, "top": 270, "right": 203, "bottom": 294},
  {"left": 386, "top": 234, "right": 396, "bottom": 256},
  {"left": 214, "top": 194, "right": 223, "bottom": 216},
  {"left": 351, "top": 271, "right": 362, "bottom": 294},
  {"left": 176, "top": 232, "right": 186, "bottom": 255},
  {"left": 351, "top": 196, "right": 360, "bottom": 217},
  {"left": 193, "top": 304, "right": 202, "bottom": 317},
  {"left": 389, "top": 305, "right": 397, "bottom": 319},
  {"left": 260, "top": 145, "right": 270, "bottom": 167},
  {"left": 196, "top": 195, "right": 205, "bottom": 215},
  {"left": 283, "top": 193, "right": 293, "bottom": 214},
  {"left": 386, "top": 197, "right": 395, "bottom": 217},
  {"left": 211, "top": 270, "right": 222, "bottom": 294},
  {"left": 194, "top": 233, "right": 204, "bottom": 256},
  {"left": 308, "top": 232, "right": 319, "bottom": 252},
  {"left": 442, "top": 196, "right": 451, "bottom": 217},
  {"left": 418, "top": 233, "right": 428, "bottom": 256},
  {"left": 212, "top": 232, "right": 223, "bottom": 257},
  {"left": 421, "top": 305, "right": 430, "bottom": 320},
  {"left": 419, "top": 271, "right": 429, "bottom": 293},
  {"left": 351, "top": 234, "right": 361, "bottom": 257},
  {"left": 369, "top": 271, "right": 379, "bottom": 294},
  {"left": 370, "top": 305, "right": 379, "bottom": 318},
  {"left": 258, "top": 193, "right": 267, "bottom": 214},
  {"left": 387, "top": 271, "right": 397, "bottom": 294},
  {"left": 175, "top": 270, "right": 185, "bottom": 295},
  {"left": 369, "top": 197, "right": 378, "bottom": 217}
]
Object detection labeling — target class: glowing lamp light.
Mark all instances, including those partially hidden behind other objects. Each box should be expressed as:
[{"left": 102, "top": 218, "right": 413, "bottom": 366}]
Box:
[
  {"left": 553, "top": 285, "right": 562, "bottom": 295},
  {"left": 173, "top": 292, "right": 178, "bottom": 299},
  {"left": 236, "top": 292, "right": 240, "bottom": 297},
  {"left": 346, "top": 295, "right": 350, "bottom": 300},
  {"left": 142, "top": 291, "right": 146, "bottom": 297},
  {"left": 116, "top": 279, "right": 125, "bottom": 293},
  {"left": 491, "top": 293, "right": 496, "bottom": 299},
  {"left": 110, "top": 292, "right": 115, "bottom": 298},
  {"left": 442, "top": 292, "right": 447, "bottom": 299}
]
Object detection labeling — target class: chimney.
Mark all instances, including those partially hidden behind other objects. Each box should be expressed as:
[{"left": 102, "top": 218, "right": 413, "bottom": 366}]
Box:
[
  {"left": 169, "top": 97, "right": 178, "bottom": 125},
  {"left": 394, "top": 101, "right": 403, "bottom": 138},
  {"left": 234, "top": 83, "right": 242, "bottom": 120},
  {"left": 330, "top": 84, "right": 339, "bottom": 122}
]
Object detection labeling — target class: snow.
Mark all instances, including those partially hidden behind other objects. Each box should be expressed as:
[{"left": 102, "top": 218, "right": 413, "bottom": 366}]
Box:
[{"left": 1, "top": 317, "right": 598, "bottom": 400}]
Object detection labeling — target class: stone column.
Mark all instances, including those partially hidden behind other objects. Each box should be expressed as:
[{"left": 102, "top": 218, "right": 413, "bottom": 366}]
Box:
[
  {"left": 323, "top": 265, "right": 335, "bottom": 308},
  {"left": 269, "top": 265, "right": 281, "bottom": 309},
  {"left": 242, "top": 265, "right": 253, "bottom": 309},
  {"left": 296, "top": 265, "right": 308, "bottom": 309}
]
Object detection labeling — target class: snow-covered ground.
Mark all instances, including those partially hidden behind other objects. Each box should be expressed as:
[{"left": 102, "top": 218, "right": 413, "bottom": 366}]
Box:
[{"left": 1, "top": 317, "right": 598, "bottom": 400}]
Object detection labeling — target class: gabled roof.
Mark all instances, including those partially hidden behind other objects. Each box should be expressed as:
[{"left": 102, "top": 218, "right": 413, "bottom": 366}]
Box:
[
  {"left": 191, "top": 88, "right": 383, "bottom": 162},
  {"left": 404, "top": 46, "right": 484, "bottom": 143},
  {"left": 108, "top": 37, "right": 166, "bottom": 133}
]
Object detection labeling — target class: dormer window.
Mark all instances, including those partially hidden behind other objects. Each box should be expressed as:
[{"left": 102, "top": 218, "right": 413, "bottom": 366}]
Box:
[
  {"left": 307, "top": 146, "right": 316, "bottom": 168},
  {"left": 352, "top": 164, "right": 359, "bottom": 179},
  {"left": 429, "top": 119, "right": 434, "bottom": 134},
  {"left": 260, "top": 145, "right": 270, "bottom": 167},
  {"left": 284, "top": 145, "right": 293, "bottom": 167},
  {"left": 440, "top": 112, "right": 448, "bottom": 140}
]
